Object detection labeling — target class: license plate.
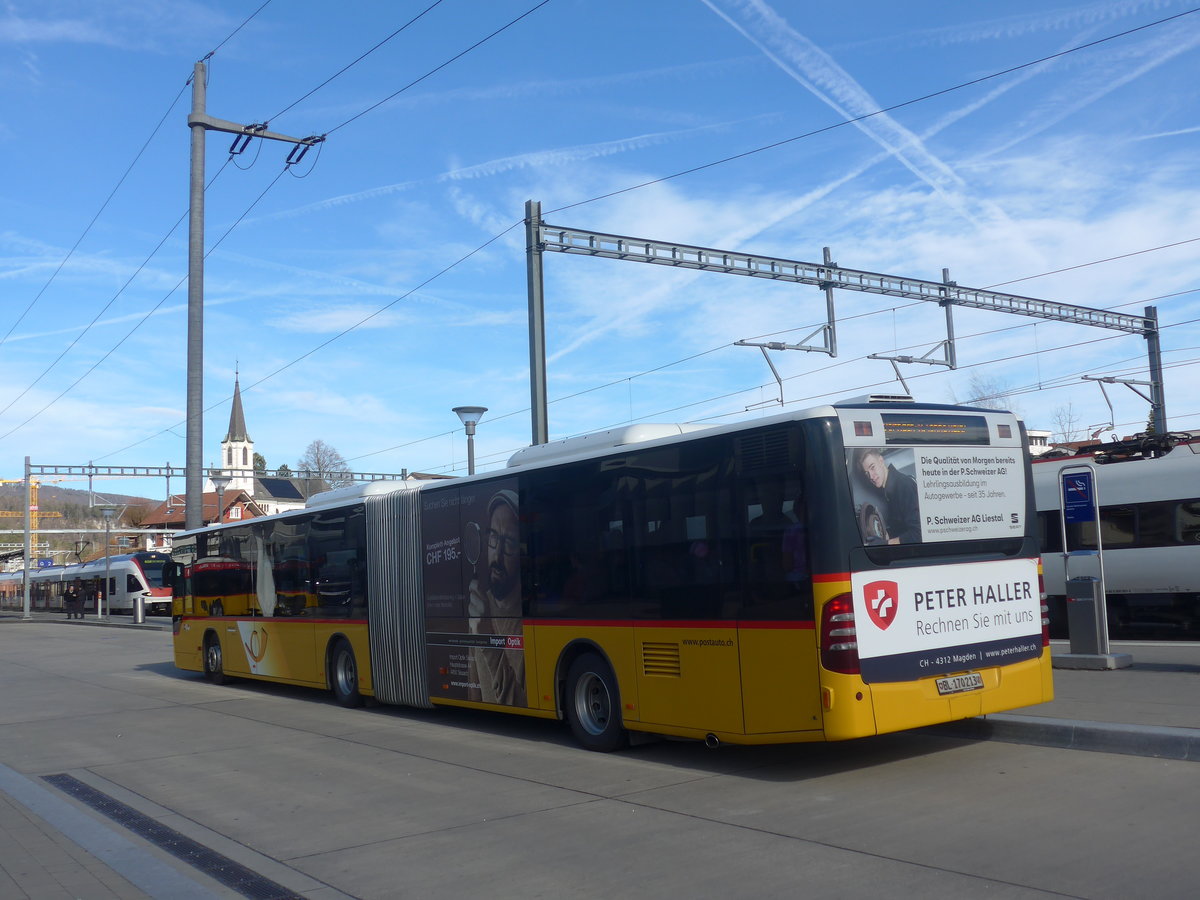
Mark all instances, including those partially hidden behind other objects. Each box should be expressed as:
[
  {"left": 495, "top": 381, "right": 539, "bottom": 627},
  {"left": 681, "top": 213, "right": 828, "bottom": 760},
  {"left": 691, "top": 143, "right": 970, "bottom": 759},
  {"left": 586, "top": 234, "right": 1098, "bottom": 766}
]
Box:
[{"left": 936, "top": 672, "right": 983, "bottom": 695}]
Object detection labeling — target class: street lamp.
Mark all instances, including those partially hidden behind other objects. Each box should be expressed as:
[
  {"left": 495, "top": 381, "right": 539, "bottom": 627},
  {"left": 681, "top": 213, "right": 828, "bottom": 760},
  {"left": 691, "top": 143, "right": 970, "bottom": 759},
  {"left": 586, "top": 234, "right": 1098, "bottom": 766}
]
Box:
[
  {"left": 211, "top": 472, "right": 232, "bottom": 525},
  {"left": 96, "top": 505, "right": 119, "bottom": 620},
  {"left": 452, "top": 406, "right": 487, "bottom": 476}
]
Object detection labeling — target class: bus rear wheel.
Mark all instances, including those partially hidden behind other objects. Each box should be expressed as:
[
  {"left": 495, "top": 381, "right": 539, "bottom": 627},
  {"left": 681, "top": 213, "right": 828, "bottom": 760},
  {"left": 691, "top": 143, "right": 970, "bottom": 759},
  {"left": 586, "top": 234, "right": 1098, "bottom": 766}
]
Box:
[
  {"left": 329, "top": 639, "right": 363, "bottom": 708},
  {"left": 565, "top": 652, "right": 628, "bottom": 752},
  {"left": 203, "top": 633, "right": 226, "bottom": 685}
]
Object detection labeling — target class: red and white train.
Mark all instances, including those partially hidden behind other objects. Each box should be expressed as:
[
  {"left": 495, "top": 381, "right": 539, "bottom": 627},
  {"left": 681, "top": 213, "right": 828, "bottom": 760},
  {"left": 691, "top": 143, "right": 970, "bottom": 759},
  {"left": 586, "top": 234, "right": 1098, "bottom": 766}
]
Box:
[{"left": 0, "top": 551, "right": 173, "bottom": 616}]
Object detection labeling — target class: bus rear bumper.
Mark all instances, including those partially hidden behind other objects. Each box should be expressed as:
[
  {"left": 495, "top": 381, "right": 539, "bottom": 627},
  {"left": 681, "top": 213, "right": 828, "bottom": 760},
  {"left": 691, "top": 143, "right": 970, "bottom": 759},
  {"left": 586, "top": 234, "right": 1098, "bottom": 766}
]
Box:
[{"left": 825, "top": 652, "right": 1054, "bottom": 740}]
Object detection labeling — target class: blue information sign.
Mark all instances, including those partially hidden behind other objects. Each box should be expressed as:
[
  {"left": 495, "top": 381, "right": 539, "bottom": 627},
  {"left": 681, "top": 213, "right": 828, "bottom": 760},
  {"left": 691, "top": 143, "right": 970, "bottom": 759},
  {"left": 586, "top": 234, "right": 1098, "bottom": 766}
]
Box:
[
  {"left": 36, "top": 558, "right": 53, "bottom": 568},
  {"left": 1062, "top": 471, "right": 1095, "bottom": 523}
]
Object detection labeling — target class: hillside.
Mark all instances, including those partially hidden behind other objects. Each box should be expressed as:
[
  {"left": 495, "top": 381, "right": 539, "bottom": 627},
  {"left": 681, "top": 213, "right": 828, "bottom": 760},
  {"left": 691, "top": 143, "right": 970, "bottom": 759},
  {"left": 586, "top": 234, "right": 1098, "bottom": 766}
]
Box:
[{"left": 0, "top": 484, "right": 160, "bottom": 564}]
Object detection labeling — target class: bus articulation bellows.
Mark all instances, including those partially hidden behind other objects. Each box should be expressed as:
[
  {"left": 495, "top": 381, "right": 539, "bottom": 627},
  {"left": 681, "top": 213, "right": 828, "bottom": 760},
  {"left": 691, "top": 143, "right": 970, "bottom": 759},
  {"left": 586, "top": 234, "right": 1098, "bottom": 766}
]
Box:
[{"left": 168, "top": 397, "right": 1052, "bottom": 750}]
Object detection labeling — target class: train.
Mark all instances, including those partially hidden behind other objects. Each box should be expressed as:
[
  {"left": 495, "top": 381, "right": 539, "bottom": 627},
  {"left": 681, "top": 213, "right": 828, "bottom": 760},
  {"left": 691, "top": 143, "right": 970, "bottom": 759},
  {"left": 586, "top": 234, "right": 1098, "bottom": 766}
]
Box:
[
  {"left": 0, "top": 551, "right": 173, "bottom": 616},
  {"left": 1032, "top": 433, "right": 1200, "bottom": 640}
]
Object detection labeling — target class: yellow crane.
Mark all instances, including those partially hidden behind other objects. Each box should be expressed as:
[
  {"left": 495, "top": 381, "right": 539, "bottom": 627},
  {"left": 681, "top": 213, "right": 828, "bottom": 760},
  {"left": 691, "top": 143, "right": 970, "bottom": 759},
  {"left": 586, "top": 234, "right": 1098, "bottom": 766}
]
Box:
[{"left": 0, "top": 480, "right": 63, "bottom": 560}]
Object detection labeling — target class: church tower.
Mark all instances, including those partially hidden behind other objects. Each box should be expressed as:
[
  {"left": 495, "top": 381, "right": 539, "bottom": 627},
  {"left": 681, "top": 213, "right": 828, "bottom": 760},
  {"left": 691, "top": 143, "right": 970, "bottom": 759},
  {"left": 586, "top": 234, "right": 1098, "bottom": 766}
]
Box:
[{"left": 218, "top": 371, "right": 256, "bottom": 496}]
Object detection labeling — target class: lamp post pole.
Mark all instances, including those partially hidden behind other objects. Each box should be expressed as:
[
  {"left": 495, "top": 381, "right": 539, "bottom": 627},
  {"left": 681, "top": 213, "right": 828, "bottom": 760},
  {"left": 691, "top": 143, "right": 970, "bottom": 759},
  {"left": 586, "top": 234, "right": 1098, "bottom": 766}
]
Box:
[
  {"left": 99, "top": 506, "right": 116, "bottom": 620},
  {"left": 452, "top": 407, "right": 487, "bottom": 476},
  {"left": 211, "top": 472, "right": 232, "bottom": 525}
]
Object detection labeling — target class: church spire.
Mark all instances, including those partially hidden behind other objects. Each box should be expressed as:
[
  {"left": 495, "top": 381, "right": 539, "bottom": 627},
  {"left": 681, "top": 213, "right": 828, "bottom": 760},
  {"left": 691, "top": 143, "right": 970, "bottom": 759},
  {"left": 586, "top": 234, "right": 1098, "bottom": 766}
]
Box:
[
  {"left": 217, "top": 369, "right": 256, "bottom": 498},
  {"left": 223, "top": 369, "right": 251, "bottom": 443}
]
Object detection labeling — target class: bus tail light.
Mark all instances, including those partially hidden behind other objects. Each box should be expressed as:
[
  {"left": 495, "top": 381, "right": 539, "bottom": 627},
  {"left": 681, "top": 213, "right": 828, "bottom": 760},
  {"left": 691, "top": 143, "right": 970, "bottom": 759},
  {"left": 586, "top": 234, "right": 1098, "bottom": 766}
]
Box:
[
  {"left": 1038, "top": 570, "right": 1050, "bottom": 647},
  {"left": 820, "top": 593, "right": 860, "bottom": 675}
]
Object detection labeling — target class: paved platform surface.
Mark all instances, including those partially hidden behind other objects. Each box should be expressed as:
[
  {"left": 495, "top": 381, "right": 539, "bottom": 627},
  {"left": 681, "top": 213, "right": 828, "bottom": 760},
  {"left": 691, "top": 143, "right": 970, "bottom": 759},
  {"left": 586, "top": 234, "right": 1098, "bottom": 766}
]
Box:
[
  {"left": 1, "top": 613, "right": 1195, "bottom": 898},
  {"left": 933, "top": 640, "right": 1200, "bottom": 761},
  {"left": 11, "top": 610, "right": 1200, "bottom": 756}
]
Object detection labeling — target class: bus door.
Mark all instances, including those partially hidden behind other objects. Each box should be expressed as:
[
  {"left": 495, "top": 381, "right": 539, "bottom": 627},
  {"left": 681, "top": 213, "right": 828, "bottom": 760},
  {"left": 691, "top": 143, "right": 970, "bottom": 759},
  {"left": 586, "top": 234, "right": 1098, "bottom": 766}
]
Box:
[
  {"left": 736, "top": 470, "right": 822, "bottom": 736},
  {"left": 630, "top": 452, "right": 745, "bottom": 735},
  {"left": 189, "top": 555, "right": 257, "bottom": 677},
  {"left": 231, "top": 527, "right": 319, "bottom": 684}
]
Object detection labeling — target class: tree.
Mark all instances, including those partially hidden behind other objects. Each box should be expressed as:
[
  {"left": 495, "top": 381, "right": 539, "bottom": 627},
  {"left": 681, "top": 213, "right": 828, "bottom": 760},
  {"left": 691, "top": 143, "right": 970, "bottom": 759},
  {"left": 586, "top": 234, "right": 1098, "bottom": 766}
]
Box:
[
  {"left": 297, "top": 440, "right": 352, "bottom": 487},
  {"left": 253, "top": 452, "right": 267, "bottom": 474},
  {"left": 957, "top": 373, "right": 1017, "bottom": 412},
  {"left": 1051, "top": 403, "right": 1085, "bottom": 443},
  {"left": 275, "top": 463, "right": 292, "bottom": 477},
  {"left": 124, "top": 503, "right": 152, "bottom": 527}
]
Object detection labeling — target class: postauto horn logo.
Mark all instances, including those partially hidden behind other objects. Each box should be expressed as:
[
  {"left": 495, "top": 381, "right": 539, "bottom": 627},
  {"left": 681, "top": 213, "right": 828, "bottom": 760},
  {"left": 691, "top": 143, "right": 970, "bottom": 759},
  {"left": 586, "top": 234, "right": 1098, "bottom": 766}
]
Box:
[{"left": 862, "top": 580, "right": 899, "bottom": 630}]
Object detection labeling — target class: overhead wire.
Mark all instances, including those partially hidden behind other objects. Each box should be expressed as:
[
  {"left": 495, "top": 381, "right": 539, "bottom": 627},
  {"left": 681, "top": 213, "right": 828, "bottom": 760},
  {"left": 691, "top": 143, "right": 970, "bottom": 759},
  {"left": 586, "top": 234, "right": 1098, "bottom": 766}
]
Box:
[
  {"left": 2, "top": 159, "right": 286, "bottom": 445},
  {"left": 352, "top": 274, "right": 1199, "bottom": 465},
  {"left": 0, "top": 200, "right": 194, "bottom": 421},
  {"left": 323, "top": 0, "right": 556, "bottom": 137},
  {"left": 541, "top": 7, "right": 1200, "bottom": 217},
  {"left": 92, "top": 220, "right": 525, "bottom": 462},
  {"left": 55, "top": 4, "right": 1200, "bottom": 469},
  {"left": 300, "top": 5, "right": 1200, "bottom": 465},
  {"left": 984, "top": 237, "right": 1200, "bottom": 289},
  {"left": 268, "top": 0, "right": 448, "bottom": 123},
  {"left": 207, "top": 0, "right": 275, "bottom": 58},
  {"left": 425, "top": 303, "right": 1200, "bottom": 470},
  {"left": 9, "top": 0, "right": 555, "bottom": 455},
  {"left": 0, "top": 0, "right": 279, "bottom": 427},
  {"left": 0, "top": 0, "right": 276, "bottom": 354},
  {"left": 0, "top": 84, "right": 188, "bottom": 351},
  {"left": 356, "top": 301, "right": 1195, "bottom": 470}
]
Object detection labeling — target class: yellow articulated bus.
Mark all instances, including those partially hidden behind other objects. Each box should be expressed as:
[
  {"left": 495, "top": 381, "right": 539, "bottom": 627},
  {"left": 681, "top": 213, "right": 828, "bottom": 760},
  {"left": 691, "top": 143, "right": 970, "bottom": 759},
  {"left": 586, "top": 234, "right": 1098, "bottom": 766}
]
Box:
[{"left": 169, "top": 396, "right": 1052, "bottom": 751}]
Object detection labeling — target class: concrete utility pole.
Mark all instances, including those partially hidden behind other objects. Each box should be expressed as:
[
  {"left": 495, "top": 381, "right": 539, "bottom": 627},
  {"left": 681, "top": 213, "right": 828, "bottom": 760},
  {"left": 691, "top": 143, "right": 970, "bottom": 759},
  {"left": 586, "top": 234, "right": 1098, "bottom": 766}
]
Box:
[
  {"left": 525, "top": 200, "right": 548, "bottom": 445},
  {"left": 22, "top": 457, "right": 31, "bottom": 619},
  {"left": 186, "top": 57, "right": 323, "bottom": 529}
]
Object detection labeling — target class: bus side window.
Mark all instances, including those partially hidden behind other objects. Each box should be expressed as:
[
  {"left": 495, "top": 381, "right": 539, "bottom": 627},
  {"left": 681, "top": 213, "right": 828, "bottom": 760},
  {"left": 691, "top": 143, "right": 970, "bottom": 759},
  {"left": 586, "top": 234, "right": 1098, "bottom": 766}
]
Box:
[
  {"left": 734, "top": 424, "right": 811, "bottom": 621},
  {"left": 526, "top": 460, "right": 631, "bottom": 619},
  {"left": 307, "top": 506, "right": 367, "bottom": 619},
  {"left": 622, "top": 438, "right": 733, "bottom": 620}
]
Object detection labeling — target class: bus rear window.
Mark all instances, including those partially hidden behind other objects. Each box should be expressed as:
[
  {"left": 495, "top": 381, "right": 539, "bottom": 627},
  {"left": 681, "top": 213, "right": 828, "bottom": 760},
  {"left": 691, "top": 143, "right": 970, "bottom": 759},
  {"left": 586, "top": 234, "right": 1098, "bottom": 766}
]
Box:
[{"left": 846, "top": 443, "right": 1026, "bottom": 548}]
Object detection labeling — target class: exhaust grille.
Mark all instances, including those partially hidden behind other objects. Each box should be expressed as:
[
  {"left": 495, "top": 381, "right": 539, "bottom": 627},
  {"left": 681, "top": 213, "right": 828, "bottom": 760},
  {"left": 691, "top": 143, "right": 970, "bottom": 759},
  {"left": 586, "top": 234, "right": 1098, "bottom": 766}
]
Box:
[{"left": 642, "top": 641, "right": 682, "bottom": 677}]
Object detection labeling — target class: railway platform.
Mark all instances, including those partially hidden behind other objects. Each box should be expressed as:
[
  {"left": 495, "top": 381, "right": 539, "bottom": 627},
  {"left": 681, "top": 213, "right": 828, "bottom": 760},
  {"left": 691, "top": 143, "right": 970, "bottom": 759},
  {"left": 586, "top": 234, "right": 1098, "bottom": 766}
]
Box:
[
  {"left": 934, "top": 640, "right": 1200, "bottom": 761},
  {"left": 9, "top": 609, "right": 172, "bottom": 632}
]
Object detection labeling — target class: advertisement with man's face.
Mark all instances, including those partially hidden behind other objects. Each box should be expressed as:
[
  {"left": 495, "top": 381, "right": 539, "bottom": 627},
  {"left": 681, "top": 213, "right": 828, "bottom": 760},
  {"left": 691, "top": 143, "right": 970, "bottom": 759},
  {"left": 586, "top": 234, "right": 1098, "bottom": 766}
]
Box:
[
  {"left": 420, "top": 480, "right": 527, "bottom": 707},
  {"left": 839, "top": 410, "right": 1041, "bottom": 681},
  {"left": 844, "top": 413, "right": 1027, "bottom": 546}
]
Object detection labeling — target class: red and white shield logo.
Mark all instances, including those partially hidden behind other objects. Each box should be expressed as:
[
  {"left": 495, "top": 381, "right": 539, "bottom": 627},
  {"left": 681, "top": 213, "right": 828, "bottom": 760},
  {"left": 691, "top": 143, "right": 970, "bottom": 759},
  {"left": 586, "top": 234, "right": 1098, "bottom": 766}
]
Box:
[{"left": 863, "top": 580, "right": 899, "bottom": 630}]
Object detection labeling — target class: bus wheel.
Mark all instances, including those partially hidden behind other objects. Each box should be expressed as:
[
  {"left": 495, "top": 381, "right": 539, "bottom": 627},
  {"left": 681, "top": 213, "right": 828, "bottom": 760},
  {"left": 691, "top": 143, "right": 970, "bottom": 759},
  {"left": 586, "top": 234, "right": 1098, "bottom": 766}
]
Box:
[
  {"left": 203, "top": 634, "right": 227, "bottom": 685},
  {"left": 329, "top": 639, "right": 363, "bottom": 708},
  {"left": 565, "top": 653, "right": 628, "bottom": 752}
]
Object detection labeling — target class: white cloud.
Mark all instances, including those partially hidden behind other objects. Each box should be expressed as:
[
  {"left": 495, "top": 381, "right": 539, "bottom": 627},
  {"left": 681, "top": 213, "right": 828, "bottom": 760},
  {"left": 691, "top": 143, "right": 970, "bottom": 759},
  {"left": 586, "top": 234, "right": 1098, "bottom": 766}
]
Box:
[
  {"left": 253, "top": 120, "right": 755, "bottom": 224},
  {"left": 702, "top": 0, "right": 976, "bottom": 217},
  {"left": 1132, "top": 124, "right": 1200, "bottom": 140},
  {"left": 837, "top": 0, "right": 1190, "bottom": 50}
]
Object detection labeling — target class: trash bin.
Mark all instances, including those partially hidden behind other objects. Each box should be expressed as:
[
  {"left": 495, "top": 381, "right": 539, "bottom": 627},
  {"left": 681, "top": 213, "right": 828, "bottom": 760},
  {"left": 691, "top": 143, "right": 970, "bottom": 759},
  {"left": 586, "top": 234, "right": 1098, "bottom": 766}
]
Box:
[
  {"left": 133, "top": 595, "right": 145, "bottom": 625},
  {"left": 1065, "top": 576, "right": 1101, "bottom": 655}
]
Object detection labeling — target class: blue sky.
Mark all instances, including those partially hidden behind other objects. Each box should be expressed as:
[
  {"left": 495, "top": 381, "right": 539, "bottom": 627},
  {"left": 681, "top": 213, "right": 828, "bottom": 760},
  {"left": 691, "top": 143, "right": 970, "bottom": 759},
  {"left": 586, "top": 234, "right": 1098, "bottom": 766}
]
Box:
[{"left": 2, "top": 0, "right": 1199, "bottom": 499}]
